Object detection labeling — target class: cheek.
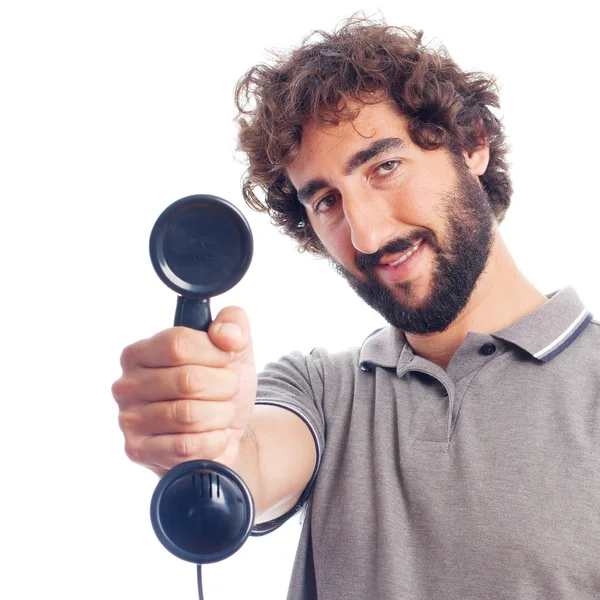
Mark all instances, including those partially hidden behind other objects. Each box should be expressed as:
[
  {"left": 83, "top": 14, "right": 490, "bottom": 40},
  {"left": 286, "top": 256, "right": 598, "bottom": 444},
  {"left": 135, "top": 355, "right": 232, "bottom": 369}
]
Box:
[
  {"left": 309, "top": 215, "right": 355, "bottom": 264},
  {"left": 394, "top": 166, "right": 451, "bottom": 229}
]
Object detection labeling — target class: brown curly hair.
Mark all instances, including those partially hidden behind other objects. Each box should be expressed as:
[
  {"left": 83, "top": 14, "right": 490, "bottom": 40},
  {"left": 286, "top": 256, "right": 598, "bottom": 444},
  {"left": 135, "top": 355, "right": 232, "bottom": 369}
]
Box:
[{"left": 235, "top": 18, "right": 512, "bottom": 255}]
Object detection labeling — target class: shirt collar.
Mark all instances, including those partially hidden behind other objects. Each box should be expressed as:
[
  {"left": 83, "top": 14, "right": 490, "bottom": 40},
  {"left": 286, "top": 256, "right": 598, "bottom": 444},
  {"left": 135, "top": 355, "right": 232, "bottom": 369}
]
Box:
[
  {"left": 358, "top": 286, "right": 593, "bottom": 370},
  {"left": 493, "top": 286, "right": 593, "bottom": 363}
]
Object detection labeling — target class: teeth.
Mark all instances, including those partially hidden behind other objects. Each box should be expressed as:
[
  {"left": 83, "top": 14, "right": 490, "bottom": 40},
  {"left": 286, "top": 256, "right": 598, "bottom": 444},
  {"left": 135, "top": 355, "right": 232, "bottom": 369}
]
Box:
[{"left": 388, "top": 241, "right": 422, "bottom": 267}]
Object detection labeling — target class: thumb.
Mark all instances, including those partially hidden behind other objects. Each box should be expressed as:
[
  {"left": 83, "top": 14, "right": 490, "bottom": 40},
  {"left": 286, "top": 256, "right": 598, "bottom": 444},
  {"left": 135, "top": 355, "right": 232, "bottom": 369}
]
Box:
[{"left": 208, "top": 306, "right": 254, "bottom": 358}]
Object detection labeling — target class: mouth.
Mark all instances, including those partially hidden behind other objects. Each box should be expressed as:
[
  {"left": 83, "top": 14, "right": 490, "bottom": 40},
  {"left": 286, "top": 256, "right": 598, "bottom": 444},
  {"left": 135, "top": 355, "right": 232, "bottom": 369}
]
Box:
[
  {"left": 381, "top": 239, "right": 423, "bottom": 267},
  {"left": 374, "top": 239, "right": 425, "bottom": 283}
]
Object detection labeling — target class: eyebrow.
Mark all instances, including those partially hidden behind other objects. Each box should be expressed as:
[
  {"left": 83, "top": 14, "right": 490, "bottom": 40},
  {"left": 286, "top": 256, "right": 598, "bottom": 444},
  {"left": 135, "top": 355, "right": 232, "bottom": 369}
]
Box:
[
  {"left": 296, "top": 137, "right": 407, "bottom": 205},
  {"left": 343, "top": 137, "right": 406, "bottom": 176}
]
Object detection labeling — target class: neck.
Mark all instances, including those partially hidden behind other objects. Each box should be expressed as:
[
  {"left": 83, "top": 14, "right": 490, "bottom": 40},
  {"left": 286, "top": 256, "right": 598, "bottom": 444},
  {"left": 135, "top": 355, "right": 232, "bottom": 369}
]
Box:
[{"left": 405, "top": 227, "right": 547, "bottom": 370}]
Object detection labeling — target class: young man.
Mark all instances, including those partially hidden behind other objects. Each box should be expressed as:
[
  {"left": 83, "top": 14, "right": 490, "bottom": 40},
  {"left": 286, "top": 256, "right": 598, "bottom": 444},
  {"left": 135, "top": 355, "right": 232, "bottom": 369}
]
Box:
[{"left": 113, "top": 21, "right": 600, "bottom": 599}]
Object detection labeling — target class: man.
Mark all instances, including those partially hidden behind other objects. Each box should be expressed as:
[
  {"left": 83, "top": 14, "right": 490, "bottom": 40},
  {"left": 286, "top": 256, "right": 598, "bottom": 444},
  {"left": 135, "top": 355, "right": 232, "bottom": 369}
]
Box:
[{"left": 113, "top": 20, "right": 600, "bottom": 599}]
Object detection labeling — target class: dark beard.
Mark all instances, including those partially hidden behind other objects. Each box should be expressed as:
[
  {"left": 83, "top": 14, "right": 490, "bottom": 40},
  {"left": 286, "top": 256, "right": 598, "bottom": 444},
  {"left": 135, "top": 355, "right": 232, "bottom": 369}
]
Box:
[{"left": 330, "top": 160, "right": 495, "bottom": 334}]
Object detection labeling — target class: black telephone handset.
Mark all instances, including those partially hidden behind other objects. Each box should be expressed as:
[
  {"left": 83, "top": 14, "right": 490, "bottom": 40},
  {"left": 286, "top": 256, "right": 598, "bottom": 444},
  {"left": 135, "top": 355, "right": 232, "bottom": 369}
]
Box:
[{"left": 148, "top": 195, "right": 255, "bottom": 598}]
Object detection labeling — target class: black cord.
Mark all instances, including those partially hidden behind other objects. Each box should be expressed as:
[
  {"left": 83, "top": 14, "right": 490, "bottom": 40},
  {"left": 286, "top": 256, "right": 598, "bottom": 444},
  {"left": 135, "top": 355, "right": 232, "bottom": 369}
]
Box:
[{"left": 196, "top": 564, "right": 204, "bottom": 600}]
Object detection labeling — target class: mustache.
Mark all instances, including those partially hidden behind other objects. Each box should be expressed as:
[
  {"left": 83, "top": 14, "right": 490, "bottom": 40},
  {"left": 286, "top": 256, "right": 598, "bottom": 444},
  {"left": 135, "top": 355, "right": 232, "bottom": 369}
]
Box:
[{"left": 355, "top": 231, "right": 435, "bottom": 273}]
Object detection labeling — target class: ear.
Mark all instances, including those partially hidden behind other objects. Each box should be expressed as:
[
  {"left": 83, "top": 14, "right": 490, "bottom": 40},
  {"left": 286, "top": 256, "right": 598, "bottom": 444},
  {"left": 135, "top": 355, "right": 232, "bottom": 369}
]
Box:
[{"left": 462, "top": 143, "right": 490, "bottom": 177}]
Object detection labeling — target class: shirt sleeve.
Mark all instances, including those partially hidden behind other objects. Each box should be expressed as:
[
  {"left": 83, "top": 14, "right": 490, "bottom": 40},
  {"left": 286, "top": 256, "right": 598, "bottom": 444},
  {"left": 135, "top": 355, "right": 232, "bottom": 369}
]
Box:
[{"left": 250, "top": 350, "right": 326, "bottom": 536}]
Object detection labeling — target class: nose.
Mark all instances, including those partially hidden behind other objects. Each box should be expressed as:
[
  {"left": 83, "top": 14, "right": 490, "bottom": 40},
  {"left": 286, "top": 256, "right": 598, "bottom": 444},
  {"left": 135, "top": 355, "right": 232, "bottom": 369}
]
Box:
[{"left": 342, "top": 188, "right": 396, "bottom": 255}]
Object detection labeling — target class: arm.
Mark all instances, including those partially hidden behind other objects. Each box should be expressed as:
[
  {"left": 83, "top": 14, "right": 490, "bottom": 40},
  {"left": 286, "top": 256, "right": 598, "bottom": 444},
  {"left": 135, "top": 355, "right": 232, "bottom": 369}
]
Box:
[{"left": 234, "top": 404, "right": 317, "bottom": 524}]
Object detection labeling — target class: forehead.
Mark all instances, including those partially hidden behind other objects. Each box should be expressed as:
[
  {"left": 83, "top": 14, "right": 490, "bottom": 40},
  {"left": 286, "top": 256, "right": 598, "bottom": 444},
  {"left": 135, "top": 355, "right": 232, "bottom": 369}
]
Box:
[{"left": 287, "top": 100, "right": 412, "bottom": 180}]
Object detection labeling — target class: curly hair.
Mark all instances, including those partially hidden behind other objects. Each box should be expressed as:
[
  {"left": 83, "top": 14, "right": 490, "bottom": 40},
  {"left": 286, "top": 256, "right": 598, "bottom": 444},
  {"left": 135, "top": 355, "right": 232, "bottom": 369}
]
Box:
[{"left": 235, "top": 18, "right": 512, "bottom": 255}]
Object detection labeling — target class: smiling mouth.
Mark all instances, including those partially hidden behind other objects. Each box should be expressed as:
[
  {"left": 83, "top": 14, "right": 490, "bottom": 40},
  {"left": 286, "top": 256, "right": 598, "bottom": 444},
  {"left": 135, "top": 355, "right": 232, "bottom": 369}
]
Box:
[{"left": 383, "top": 240, "right": 423, "bottom": 267}]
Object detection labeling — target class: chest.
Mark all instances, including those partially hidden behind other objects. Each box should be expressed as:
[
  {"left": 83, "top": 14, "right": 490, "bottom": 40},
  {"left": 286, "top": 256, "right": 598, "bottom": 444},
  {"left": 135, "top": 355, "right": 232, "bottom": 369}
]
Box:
[{"left": 311, "top": 357, "right": 600, "bottom": 597}]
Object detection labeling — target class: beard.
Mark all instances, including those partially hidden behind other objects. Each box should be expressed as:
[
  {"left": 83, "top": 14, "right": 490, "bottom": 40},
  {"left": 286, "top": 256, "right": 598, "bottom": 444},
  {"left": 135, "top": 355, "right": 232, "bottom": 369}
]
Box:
[{"left": 330, "top": 158, "right": 496, "bottom": 335}]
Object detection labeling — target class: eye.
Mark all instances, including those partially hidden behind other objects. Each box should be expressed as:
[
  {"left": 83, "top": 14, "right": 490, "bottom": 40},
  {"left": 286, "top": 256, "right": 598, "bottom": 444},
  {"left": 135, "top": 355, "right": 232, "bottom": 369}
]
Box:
[
  {"left": 374, "top": 160, "right": 400, "bottom": 176},
  {"left": 313, "top": 193, "right": 338, "bottom": 214}
]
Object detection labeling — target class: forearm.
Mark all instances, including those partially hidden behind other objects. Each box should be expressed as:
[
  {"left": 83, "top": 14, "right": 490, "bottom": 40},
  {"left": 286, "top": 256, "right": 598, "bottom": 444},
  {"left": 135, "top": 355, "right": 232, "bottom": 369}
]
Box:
[
  {"left": 231, "top": 423, "right": 268, "bottom": 519},
  {"left": 232, "top": 404, "right": 316, "bottom": 524}
]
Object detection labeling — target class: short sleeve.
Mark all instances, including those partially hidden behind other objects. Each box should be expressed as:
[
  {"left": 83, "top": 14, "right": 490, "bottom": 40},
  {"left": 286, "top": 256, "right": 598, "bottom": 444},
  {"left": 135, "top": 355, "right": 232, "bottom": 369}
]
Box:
[{"left": 250, "top": 350, "right": 326, "bottom": 535}]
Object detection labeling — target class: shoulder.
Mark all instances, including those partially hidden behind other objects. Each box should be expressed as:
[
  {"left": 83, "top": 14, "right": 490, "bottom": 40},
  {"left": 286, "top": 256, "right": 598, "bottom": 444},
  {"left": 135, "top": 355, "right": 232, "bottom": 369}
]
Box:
[
  {"left": 588, "top": 318, "right": 600, "bottom": 330},
  {"left": 550, "top": 316, "right": 600, "bottom": 383},
  {"left": 258, "top": 346, "right": 362, "bottom": 390},
  {"left": 575, "top": 316, "right": 600, "bottom": 349},
  {"left": 582, "top": 317, "right": 600, "bottom": 362},
  {"left": 259, "top": 324, "right": 400, "bottom": 379}
]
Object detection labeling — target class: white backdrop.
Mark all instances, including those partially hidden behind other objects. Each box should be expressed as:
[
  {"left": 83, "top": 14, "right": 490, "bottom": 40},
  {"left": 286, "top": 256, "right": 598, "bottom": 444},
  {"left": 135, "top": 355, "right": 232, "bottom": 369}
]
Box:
[{"left": 1, "top": 1, "right": 598, "bottom": 599}]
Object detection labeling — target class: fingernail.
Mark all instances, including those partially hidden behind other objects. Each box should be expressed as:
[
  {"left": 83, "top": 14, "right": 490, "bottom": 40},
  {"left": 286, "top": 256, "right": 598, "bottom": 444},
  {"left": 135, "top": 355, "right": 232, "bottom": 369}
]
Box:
[{"left": 219, "top": 322, "right": 242, "bottom": 341}]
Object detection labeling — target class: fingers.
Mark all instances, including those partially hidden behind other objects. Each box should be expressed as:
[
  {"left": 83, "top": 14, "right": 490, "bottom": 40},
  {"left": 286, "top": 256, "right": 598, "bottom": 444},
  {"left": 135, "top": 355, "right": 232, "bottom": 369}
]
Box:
[
  {"left": 120, "top": 327, "right": 231, "bottom": 370},
  {"left": 112, "top": 364, "right": 239, "bottom": 406},
  {"left": 113, "top": 306, "right": 256, "bottom": 476},
  {"left": 125, "top": 430, "right": 232, "bottom": 473},
  {"left": 119, "top": 307, "right": 253, "bottom": 371},
  {"left": 119, "top": 399, "right": 236, "bottom": 436},
  {"left": 208, "top": 306, "right": 253, "bottom": 356}
]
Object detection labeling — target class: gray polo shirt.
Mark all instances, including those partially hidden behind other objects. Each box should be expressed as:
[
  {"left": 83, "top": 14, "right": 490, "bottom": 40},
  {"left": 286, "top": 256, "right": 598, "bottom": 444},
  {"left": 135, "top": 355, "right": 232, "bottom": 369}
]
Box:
[{"left": 253, "top": 287, "right": 600, "bottom": 599}]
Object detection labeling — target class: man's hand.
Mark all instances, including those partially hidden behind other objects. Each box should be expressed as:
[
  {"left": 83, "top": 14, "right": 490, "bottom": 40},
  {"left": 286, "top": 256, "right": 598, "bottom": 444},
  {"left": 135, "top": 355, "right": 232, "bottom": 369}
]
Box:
[{"left": 112, "top": 306, "right": 257, "bottom": 478}]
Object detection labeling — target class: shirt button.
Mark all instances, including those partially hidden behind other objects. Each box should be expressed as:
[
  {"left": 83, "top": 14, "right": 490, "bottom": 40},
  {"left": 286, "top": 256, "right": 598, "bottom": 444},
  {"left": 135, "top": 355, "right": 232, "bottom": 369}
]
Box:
[{"left": 480, "top": 343, "right": 497, "bottom": 356}]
